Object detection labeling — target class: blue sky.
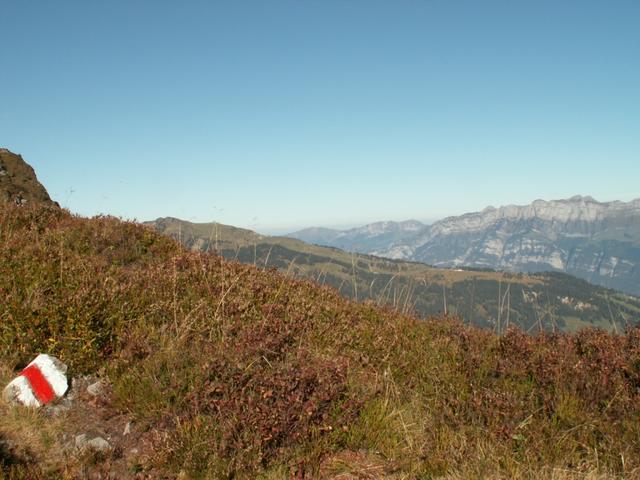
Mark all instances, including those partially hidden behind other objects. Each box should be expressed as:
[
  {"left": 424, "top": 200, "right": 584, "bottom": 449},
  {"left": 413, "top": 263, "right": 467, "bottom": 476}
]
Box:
[{"left": 1, "top": 1, "right": 639, "bottom": 233}]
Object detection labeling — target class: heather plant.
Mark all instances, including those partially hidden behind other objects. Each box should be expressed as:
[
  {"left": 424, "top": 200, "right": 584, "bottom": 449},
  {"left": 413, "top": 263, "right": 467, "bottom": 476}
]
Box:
[{"left": 2, "top": 202, "right": 640, "bottom": 478}]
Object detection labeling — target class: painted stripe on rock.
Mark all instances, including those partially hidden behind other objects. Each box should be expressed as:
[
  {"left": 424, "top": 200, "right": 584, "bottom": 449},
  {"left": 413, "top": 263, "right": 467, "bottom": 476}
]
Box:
[
  {"left": 30, "top": 354, "right": 68, "bottom": 397},
  {"left": 21, "top": 364, "right": 55, "bottom": 404},
  {"left": 3, "top": 354, "right": 68, "bottom": 408}
]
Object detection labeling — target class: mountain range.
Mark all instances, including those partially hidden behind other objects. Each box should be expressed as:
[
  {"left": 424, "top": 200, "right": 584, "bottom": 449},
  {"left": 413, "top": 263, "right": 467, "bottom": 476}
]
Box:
[{"left": 289, "top": 196, "right": 640, "bottom": 296}]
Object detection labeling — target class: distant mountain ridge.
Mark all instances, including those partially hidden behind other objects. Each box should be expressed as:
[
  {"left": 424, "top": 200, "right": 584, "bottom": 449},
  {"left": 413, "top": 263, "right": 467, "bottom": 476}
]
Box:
[
  {"left": 288, "top": 196, "right": 640, "bottom": 296},
  {"left": 291, "top": 220, "right": 424, "bottom": 254}
]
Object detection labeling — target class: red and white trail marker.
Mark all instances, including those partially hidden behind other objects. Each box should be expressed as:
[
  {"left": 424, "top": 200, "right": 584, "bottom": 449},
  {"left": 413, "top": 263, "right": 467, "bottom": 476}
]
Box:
[{"left": 3, "top": 354, "right": 68, "bottom": 407}]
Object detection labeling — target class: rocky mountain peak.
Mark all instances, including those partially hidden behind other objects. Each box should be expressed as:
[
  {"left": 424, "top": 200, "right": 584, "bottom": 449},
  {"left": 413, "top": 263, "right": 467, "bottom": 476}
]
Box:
[
  {"left": 289, "top": 196, "right": 640, "bottom": 296},
  {"left": 438, "top": 196, "right": 640, "bottom": 233},
  {"left": 567, "top": 195, "right": 596, "bottom": 202},
  {"left": 0, "top": 148, "right": 56, "bottom": 206}
]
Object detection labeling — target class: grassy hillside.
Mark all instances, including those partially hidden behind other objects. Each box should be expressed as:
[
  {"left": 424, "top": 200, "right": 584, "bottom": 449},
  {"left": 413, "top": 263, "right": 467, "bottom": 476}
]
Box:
[
  {"left": 3, "top": 203, "right": 640, "bottom": 478},
  {"left": 150, "top": 217, "right": 640, "bottom": 333}
]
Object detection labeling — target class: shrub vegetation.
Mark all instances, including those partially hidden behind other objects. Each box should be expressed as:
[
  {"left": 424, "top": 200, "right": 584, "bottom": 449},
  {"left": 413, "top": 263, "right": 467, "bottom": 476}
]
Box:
[{"left": 1, "top": 202, "right": 640, "bottom": 478}]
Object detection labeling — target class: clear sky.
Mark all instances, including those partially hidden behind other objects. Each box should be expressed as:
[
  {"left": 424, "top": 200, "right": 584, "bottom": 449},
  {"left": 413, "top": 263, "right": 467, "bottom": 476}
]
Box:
[{"left": 1, "top": 1, "right": 639, "bottom": 234}]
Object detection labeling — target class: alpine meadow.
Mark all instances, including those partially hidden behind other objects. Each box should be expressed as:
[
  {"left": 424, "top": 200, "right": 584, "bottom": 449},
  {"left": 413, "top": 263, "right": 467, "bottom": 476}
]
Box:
[{"left": 2, "top": 2, "right": 640, "bottom": 479}]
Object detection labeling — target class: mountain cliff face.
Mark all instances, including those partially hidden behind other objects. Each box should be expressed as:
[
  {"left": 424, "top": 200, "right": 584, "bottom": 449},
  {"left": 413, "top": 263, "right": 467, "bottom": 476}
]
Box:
[
  {"left": 0, "top": 148, "right": 55, "bottom": 205},
  {"left": 288, "top": 196, "right": 640, "bottom": 296}
]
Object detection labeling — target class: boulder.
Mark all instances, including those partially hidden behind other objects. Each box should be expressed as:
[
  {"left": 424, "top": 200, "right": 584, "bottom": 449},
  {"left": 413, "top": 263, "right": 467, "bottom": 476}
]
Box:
[{"left": 3, "top": 354, "right": 69, "bottom": 407}]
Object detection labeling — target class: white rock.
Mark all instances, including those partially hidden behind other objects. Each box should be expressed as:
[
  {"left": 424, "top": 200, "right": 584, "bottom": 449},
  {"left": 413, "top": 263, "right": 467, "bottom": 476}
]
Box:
[
  {"left": 3, "top": 354, "right": 68, "bottom": 408},
  {"left": 3, "top": 376, "right": 40, "bottom": 407}
]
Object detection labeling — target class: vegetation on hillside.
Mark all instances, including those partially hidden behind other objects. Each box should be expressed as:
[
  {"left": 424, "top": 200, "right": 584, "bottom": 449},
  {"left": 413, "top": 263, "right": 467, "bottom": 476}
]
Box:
[
  {"left": 3, "top": 203, "right": 640, "bottom": 478},
  {"left": 151, "top": 217, "right": 640, "bottom": 333}
]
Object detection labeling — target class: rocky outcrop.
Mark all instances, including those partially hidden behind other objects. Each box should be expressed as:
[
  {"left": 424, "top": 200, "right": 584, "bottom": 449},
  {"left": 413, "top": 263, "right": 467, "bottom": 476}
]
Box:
[
  {"left": 392, "top": 197, "right": 640, "bottom": 295},
  {"left": 0, "top": 148, "right": 56, "bottom": 206}
]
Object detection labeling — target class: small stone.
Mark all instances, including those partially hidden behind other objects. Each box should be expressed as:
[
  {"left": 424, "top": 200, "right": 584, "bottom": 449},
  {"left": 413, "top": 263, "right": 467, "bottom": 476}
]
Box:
[
  {"left": 44, "top": 396, "right": 73, "bottom": 417},
  {"left": 45, "top": 404, "right": 69, "bottom": 417},
  {"left": 86, "top": 381, "right": 104, "bottom": 397},
  {"left": 75, "top": 434, "right": 111, "bottom": 453},
  {"left": 87, "top": 437, "right": 111, "bottom": 452},
  {"left": 75, "top": 434, "right": 88, "bottom": 449},
  {"left": 123, "top": 421, "right": 132, "bottom": 436},
  {"left": 0, "top": 438, "right": 15, "bottom": 451}
]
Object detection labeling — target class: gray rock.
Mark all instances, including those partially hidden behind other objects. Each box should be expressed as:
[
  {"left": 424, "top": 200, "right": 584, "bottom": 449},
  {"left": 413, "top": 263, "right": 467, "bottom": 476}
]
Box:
[
  {"left": 86, "top": 381, "right": 104, "bottom": 397},
  {"left": 44, "top": 397, "right": 73, "bottom": 417},
  {"left": 87, "top": 437, "right": 111, "bottom": 452},
  {"left": 75, "top": 434, "right": 111, "bottom": 453},
  {"left": 75, "top": 434, "right": 88, "bottom": 448}
]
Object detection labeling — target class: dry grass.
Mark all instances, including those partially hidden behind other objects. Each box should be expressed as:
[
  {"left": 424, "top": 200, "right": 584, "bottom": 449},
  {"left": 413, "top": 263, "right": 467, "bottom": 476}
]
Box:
[
  {"left": 0, "top": 364, "right": 69, "bottom": 478},
  {"left": 2, "top": 202, "right": 640, "bottom": 478}
]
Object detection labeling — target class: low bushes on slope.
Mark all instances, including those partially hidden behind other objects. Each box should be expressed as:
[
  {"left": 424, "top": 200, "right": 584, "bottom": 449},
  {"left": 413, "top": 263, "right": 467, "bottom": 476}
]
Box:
[{"left": 1, "top": 202, "right": 640, "bottom": 478}]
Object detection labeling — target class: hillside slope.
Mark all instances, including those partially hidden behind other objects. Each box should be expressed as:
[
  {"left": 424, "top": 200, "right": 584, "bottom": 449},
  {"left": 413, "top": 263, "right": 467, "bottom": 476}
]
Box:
[
  {"left": 0, "top": 148, "right": 55, "bottom": 206},
  {"left": 3, "top": 202, "right": 640, "bottom": 478},
  {"left": 149, "top": 217, "right": 640, "bottom": 333},
  {"left": 288, "top": 196, "right": 640, "bottom": 296}
]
